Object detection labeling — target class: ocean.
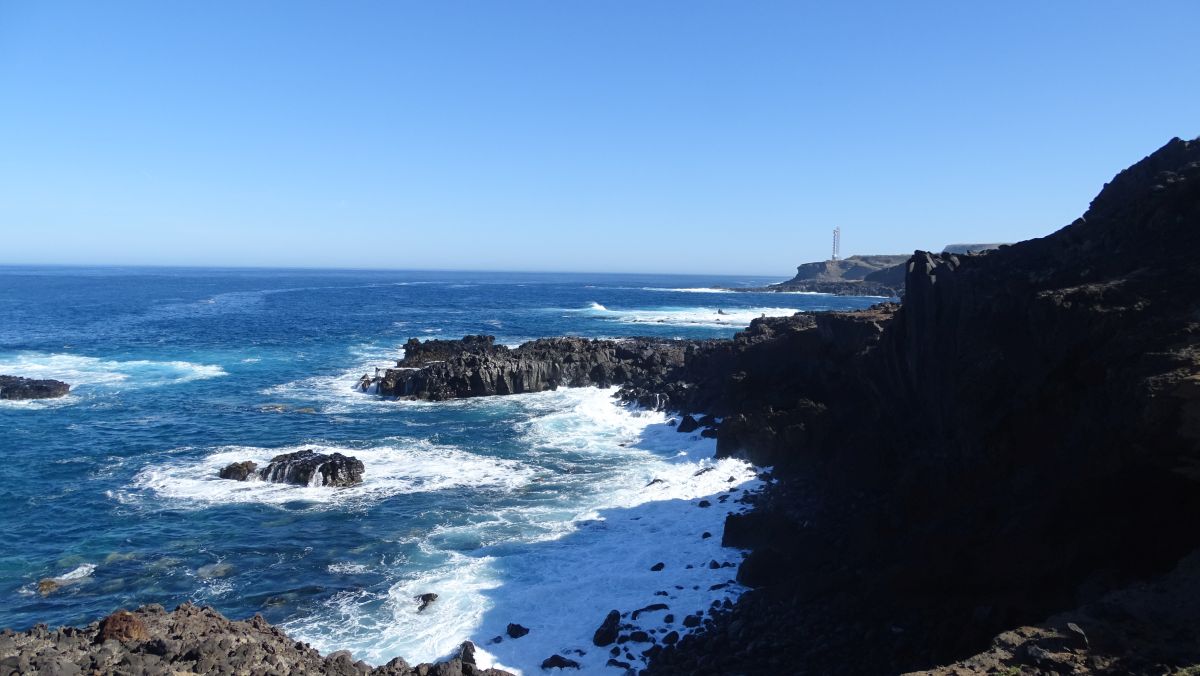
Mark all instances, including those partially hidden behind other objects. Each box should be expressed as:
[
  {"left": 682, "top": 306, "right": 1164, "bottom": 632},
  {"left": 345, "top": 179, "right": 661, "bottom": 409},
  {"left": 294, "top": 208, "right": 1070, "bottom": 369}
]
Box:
[{"left": 0, "top": 266, "right": 881, "bottom": 673}]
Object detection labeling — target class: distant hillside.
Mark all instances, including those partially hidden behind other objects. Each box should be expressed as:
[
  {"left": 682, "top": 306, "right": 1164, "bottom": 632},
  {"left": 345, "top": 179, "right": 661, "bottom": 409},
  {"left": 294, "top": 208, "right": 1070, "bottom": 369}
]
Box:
[{"left": 941, "top": 242, "right": 1007, "bottom": 254}]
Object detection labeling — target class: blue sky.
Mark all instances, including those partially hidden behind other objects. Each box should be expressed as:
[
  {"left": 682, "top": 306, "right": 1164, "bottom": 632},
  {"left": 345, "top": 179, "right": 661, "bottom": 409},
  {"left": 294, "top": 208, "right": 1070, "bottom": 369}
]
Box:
[{"left": 1, "top": 2, "right": 1197, "bottom": 275}]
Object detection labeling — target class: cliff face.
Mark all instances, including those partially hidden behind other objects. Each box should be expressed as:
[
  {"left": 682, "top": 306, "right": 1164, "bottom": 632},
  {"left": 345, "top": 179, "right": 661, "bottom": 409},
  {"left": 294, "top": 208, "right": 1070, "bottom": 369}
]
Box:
[
  {"left": 648, "top": 137, "right": 1200, "bottom": 674},
  {"left": 353, "top": 138, "right": 1200, "bottom": 673}
]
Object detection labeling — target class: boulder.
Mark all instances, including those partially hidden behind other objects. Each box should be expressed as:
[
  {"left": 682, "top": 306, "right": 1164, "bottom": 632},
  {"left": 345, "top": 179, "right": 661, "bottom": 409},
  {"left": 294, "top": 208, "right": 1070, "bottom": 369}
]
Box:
[
  {"left": 257, "top": 450, "right": 364, "bottom": 487},
  {"left": 506, "top": 623, "right": 529, "bottom": 639},
  {"left": 541, "top": 654, "right": 581, "bottom": 670},
  {"left": 95, "top": 611, "right": 149, "bottom": 644},
  {"left": 415, "top": 593, "right": 438, "bottom": 612},
  {"left": 592, "top": 610, "right": 621, "bottom": 646},
  {"left": 676, "top": 415, "right": 700, "bottom": 433},
  {"left": 217, "top": 461, "right": 258, "bottom": 481}
]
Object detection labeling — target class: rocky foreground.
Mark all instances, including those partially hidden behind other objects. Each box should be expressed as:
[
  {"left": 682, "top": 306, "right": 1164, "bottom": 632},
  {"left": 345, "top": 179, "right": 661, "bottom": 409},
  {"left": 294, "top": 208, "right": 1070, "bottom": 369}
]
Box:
[
  {"left": 0, "top": 603, "right": 510, "bottom": 676},
  {"left": 0, "top": 375, "right": 69, "bottom": 400}
]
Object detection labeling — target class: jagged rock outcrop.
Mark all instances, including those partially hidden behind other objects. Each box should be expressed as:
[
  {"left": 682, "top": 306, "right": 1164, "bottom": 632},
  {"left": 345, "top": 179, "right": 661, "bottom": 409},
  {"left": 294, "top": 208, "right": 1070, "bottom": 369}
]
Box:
[
  {"left": 219, "top": 451, "right": 364, "bottom": 487},
  {"left": 0, "top": 603, "right": 512, "bottom": 675},
  {"left": 376, "top": 336, "right": 703, "bottom": 404},
  {"left": 0, "top": 375, "right": 69, "bottom": 400},
  {"left": 646, "top": 138, "right": 1200, "bottom": 674}
]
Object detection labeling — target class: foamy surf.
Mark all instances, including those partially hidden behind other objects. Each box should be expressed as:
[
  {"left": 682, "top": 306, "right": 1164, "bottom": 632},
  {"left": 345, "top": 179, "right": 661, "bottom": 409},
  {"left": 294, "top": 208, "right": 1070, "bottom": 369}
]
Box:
[
  {"left": 279, "top": 388, "right": 761, "bottom": 674},
  {"left": 572, "top": 302, "right": 798, "bottom": 328},
  {"left": 0, "top": 352, "right": 226, "bottom": 392},
  {"left": 126, "top": 441, "right": 535, "bottom": 509}
]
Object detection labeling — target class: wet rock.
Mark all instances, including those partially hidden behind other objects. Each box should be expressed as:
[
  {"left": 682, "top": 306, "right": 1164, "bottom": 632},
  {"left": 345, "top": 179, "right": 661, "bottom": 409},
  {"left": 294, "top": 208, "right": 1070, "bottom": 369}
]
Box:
[
  {"left": 37, "top": 579, "right": 60, "bottom": 596},
  {"left": 650, "top": 562, "right": 665, "bottom": 571},
  {"left": 676, "top": 415, "right": 701, "bottom": 433},
  {"left": 258, "top": 450, "right": 364, "bottom": 487},
  {"left": 541, "top": 654, "right": 581, "bottom": 670},
  {"left": 506, "top": 623, "right": 529, "bottom": 639},
  {"left": 0, "top": 375, "right": 70, "bottom": 400},
  {"left": 631, "top": 603, "right": 668, "bottom": 620},
  {"left": 218, "top": 460, "right": 259, "bottom": 481},
  {"left": 697, "top": 500, "right": 711, "bottom": 508},
  {"left": 415, "top": 593, "right": 438, "bottom": 612},
  {"left": 592, "top": 610, "right": 621, "bottom": 646}
]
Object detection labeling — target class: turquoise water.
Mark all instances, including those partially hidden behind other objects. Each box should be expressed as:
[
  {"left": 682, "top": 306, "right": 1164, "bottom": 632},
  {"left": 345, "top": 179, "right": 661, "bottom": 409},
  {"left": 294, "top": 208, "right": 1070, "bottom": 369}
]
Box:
[{"left": 0, "top": 266, "right": 879, "bottom": 672}]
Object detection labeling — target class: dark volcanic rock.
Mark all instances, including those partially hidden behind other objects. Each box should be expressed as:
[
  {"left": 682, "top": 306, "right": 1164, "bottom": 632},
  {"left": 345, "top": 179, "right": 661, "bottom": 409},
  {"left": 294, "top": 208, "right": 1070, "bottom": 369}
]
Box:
[
  {"left": 0, "top": 603, "right": 512, "bottom": 676},
  {"left": 415, "top": 593, "right": 438, "bottom": 612},
  {"left": 505, "top": 623, "right": 529, "bottom": 639},
  {"left": 376, "top": 336, "right": 701, "bottom": 403},
  {"left": 0, "top": 375, "right": 69, "bottom": 400},
  {"left": 217, "top": 461, "right": 258, "bottom": 481},
  {"left": 399, "top": 335, "right": 499, "bottom": 367},
  {"left": 676, "top": 415, "right": 700, "bottom": 433},
  {"left": 541, "top": 654, "right": 581, "bottom": 670},
  {"left": 645, "top": 138, "right": 1200, "bottom": 674},
  {"left": 592, "top": 610, "right": 621, "bottom": 647},
  {"left": 257, "top": 450, "right": 364, "bottom": 487}
]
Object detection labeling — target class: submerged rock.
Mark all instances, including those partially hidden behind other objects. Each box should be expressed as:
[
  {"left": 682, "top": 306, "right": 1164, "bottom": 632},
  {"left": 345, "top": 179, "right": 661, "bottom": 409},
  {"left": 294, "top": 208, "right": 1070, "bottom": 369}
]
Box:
[{"left": 0, "top": 375, "right": 69, "bottom": 400}]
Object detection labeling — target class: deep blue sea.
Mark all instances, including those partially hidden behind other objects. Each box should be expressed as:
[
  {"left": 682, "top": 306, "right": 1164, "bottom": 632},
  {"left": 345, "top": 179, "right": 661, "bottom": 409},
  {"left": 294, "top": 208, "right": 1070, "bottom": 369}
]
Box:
[{"left": 0, "top": 266, "right": 879, "bottom": 673}]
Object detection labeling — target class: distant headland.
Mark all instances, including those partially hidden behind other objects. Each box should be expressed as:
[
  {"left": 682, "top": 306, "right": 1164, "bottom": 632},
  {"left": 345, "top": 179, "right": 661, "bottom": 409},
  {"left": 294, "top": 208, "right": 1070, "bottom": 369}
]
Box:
[{"left": 732, "top": 243, "right": 1005, "bottom": 296}]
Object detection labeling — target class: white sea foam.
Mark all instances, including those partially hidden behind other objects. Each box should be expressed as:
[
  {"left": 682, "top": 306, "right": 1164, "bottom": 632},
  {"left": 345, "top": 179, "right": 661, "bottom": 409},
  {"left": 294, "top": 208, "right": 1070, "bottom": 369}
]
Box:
[
  {"left": 126, "top": 441, "right": 535, "bottom": 509},
  {"left": 282, "top": 388, "right": 761, "bottom": 673},
  {"left": 0, "top": 353, "right": 226, "bottom": 405},
  {"left": 641, "top": 287, "right": 735, "bottom": 294},
  {"left": 260, "top": 343, "right": 404, "bottom": 413},
  {"left": 572, "top": 302, "right": 798, "bottom": 328},
  {"left": 57, "top": 563, "right": 97, "bottom": 581}
]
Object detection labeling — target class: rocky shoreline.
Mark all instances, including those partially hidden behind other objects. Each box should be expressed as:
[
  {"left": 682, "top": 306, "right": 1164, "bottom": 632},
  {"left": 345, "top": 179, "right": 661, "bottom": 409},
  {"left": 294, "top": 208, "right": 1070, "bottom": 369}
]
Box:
[
  {"left": 356, "top": 137, "right": 1200, "bottom": 674},
  {"left": 0, "top": 603, "right": 510, "bottom": 676},
  {"left": 6, "top": 137, "right": 1198, "bottom": 674}
]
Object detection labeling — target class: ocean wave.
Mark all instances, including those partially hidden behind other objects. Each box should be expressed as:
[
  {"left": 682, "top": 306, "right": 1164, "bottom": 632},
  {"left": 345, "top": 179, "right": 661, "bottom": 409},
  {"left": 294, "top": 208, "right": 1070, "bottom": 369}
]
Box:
[
  {"left": 571, "top": 302, "right": 798, "bottom": 328},
  {"left": 281, "top": 388, "right": 761, "bottom": 672},
  {"left": 0, "top": 352, "right": 227, "bottom": 396},
  {"left": 641, "top": 287, "right": 735, "bottom": 294},
  {"left": 124, "top": 441, "right": 535, "bottom": 509}
]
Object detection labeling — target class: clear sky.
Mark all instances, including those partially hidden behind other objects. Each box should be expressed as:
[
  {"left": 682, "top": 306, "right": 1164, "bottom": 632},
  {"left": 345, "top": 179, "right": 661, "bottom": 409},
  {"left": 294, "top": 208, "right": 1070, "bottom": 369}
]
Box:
[{"left": 1, "top": 2, "right": 1197, "bottom": 275}]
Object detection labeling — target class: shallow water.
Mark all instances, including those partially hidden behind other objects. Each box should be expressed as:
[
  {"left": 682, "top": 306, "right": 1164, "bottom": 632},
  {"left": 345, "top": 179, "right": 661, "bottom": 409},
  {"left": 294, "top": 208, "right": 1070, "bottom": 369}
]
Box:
[{"left": 0, "top": 266, "right": 880, "bottom": 673}]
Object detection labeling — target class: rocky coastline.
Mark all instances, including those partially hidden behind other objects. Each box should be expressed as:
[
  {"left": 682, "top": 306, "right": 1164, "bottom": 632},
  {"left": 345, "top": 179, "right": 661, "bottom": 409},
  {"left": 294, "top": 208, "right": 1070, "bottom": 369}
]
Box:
[
  {"left": 5, "top": 137, "right": 1198, "bottom": 674},
  {"left": 0, "top": 603, "right": 510, "bottom": 676},
  {"left": 0, "top": 375, "right": 69, "bottom": 400},
  {"left": 361, "top": 137, "right": 1200, "bottom": 673}
]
